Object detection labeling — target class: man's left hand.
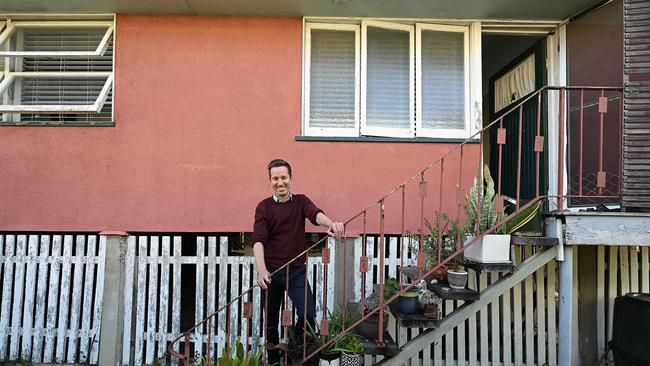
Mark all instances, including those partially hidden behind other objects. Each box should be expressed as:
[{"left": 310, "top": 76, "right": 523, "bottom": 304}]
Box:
[{"left": 327, "top": 222, "right": 345, "bottom": 238}]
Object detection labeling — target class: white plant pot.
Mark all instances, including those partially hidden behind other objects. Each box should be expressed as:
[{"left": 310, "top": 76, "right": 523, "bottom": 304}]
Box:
[
  {"left": 320, "top": 357, "right": 340, "bottom": 366},
  {"left": 463, "top": 234, "right": 511, "bottom": 263}
]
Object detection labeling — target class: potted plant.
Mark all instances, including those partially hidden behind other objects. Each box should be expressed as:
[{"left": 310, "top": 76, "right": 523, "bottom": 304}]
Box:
[
  {"left": 354, "top": 277, "right": 398, "bottom": 340},
  {"left": 416, "top": 281, "right": 441, "bottom": 319},
  {"left": 462, "top": 165, "right": 541, "bottom": 263},
  {"left": 447, "top": 267, "right": 468, "bottom": 289},
  {"left": 307, "top": 304, "right": 359, "bottom": 365},
  {"left": 396, "top": 287, "right": 419, "bottom": 314},
  {"left": 407, "top": 213, "right": 459, "bottom": 281},
  {"left": 211, "top": 337, "right": 265, "bottom": 366},
  {"left": 331, "top": 335, "right": 364, "bottom": 366}
]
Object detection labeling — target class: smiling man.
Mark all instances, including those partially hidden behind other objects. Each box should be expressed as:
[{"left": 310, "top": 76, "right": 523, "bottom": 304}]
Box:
[{"left": 252, "top": 158, "right": 344, "bottom": 364}]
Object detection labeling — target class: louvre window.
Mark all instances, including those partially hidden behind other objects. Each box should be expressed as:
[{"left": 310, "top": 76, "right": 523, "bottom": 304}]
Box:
[
  {"left": 0, "top": 19, "right": 114, "bottom": 126},
  {"left": 304, "top": 20, "right": 471, "bottom": 139}
]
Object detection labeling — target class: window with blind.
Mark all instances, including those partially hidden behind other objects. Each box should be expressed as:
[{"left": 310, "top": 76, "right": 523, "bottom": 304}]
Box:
[
  {"left": 0, "top": 18, "right": 114, "bottom": 126},
  {"left": 304, "top": 20, "right": 471, "bottom": 139}
]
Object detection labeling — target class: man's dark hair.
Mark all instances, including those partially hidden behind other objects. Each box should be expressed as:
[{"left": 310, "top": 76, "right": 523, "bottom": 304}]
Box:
[{"left": 268, "top": 159, "right": 292, "bottom": 178}]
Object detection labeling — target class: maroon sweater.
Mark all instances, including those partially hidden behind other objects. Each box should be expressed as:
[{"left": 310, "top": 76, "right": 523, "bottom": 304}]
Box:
[{"left": 252, "top": 194, "right": 323, "bottom": 267}]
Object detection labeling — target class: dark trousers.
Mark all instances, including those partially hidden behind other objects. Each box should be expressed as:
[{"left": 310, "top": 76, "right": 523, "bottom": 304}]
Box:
[{"left": 263, "top": 265, "right": 316, "bottom": 364}]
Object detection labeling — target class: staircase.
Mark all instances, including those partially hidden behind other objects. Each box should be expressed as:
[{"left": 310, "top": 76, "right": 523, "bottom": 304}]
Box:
[{"left": 168, "top": 86, "right": 622, "bottom": 365}]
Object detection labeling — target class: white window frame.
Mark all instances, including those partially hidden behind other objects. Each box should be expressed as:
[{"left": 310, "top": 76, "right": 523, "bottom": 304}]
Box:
[
  {"left": 360, "top": 19, "right": 415, "bottom": 138},
  {"left": 0, "top": 17, "right": 114, "bottom": 123},
  {"left": 415, "top": 23, "right": 470, "bottom": 139},
  {"left": 0, "top": 20, "right": 114, "bottom": 57},
  {"left": 304, "top": 22, "right": 360, "bottom": 137},
  {"left": 0, "top": 72, "right": 113, "bottom": 113}
]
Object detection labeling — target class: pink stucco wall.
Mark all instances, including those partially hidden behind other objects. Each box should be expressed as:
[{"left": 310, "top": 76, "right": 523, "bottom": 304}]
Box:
[{"left": 0, "top": 15, "right": 479, "bottom": 234}]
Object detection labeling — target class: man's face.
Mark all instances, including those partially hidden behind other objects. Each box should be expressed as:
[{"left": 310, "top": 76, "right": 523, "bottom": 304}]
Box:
[{"left": 270, "top": 166, "right": 292, "bottom": 200}]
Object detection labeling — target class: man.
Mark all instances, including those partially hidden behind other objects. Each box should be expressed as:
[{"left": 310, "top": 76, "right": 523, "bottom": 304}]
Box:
[{"left": 252, "top": 159, "right": 344, "bottom": 364}]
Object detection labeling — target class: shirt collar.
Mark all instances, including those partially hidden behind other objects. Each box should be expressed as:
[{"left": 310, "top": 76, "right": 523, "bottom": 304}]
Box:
[{"left": 273, "top": 192, "right": 293, "bottom": 203}]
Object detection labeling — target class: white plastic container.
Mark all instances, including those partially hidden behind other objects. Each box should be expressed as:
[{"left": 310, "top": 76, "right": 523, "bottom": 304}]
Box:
[{"left": 464, "top": 234, "right": 511, "bottom": 263}]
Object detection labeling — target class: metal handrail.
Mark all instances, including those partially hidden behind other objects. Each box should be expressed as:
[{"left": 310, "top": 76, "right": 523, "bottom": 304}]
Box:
[{"left": 168, "top": 85, "right": 623, "bottom": 364}]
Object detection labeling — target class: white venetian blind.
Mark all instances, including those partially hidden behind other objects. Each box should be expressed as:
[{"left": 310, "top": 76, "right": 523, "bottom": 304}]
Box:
[
  {"left": 309, "top": 28, "right": 357, "bottom": 131},
  {"left": 364, "top": 24, "right": 412, "bottom": 133},
  {"left": 420, "top": 29, "right": 466, "bottom": 131}
]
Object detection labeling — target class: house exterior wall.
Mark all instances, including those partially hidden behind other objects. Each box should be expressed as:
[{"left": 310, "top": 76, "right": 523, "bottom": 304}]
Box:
[{"left": 0, "top": 15, "right": 479, "bottom": 233}]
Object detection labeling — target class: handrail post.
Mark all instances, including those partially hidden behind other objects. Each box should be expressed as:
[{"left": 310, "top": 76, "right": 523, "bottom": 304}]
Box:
[
  {"left": 378, "top": 200, "right": 385, "bottom": 343},
  {"left": 558, "top": 88, "right": 566, "bottom": 210}
]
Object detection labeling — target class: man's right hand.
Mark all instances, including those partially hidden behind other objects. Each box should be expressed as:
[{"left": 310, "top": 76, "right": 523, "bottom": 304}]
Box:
[{"left": 257, "top": 269, "right": 272, "bottom": 289}]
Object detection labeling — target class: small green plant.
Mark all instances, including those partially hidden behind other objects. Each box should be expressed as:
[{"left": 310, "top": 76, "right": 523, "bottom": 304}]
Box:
[
  {"left": 330, "top": 334, "right": 364, "bottom": 355},
  {"left": 306, "top": 304, "right": 360, "bottom": 357},
  {"left": 383, "top": 277, "right": 400, "bottom": 300},
  {"left": 463, "top": 164, "right": 542, "bottom": 236},
  {"left": 190, "top": 337, "right": 265, "bottom": 366},
  {"left": 463, "top": 164, "right": 505, "bottom": 235},
  {"left": 407, "top": 213, "right": 461, "bottom": 268}
]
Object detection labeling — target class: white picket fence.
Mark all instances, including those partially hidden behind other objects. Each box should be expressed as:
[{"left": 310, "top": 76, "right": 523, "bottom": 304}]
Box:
[
  {"left": 3, "top": 232, "right": 648, "bottom": 366},
  {"left": 121, "top": 234, "right": 335, "bottom": 366},
  {"left": 597, "top": 246, "right": 650, "bottom": 363},
  {"left": 0, "top": 234, "right": 106, "bottom": 364}
]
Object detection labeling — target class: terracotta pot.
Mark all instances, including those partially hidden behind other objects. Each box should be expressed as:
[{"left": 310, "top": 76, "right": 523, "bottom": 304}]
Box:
[{"left": 431, "top": 265, "right": 448, "bottom": 281}]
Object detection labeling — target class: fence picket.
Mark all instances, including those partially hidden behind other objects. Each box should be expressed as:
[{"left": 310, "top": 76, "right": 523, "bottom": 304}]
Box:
[
  {"left": 171, "top": 237, "right": 182, "bottom": 353},
  {"left": 620, "top": 246, "right": 630, "bottom": 295},
  {"left": 479, "top": 273, "right": 488, "bottom": 365},
  {"left": 501, "top": 274, "right": 512, "bottom": 366},
  {"left": 0, "top": 235, "right": 15, "bottom": 359},
  {"left": 146, "top": 236, "right": 160, "bottom": 363},
  {"left": 241, "top": 256, "right": 251, "bottom": 350},
  {"left": 513, "top": 246, "right": 523, "bottom": 366},
  {"left": 90, "top": 236, "right": 106, "bottom": 363},
  {"left": 32, "top": 235, "right": 50, "bottom": 363},
  {"left": 536, "top": 252, "right": 546, "bottom": 366},
  {"left": 467, "top": 268, "right": 478, "bottom": 366},
  {"left": 122, "top": 236, "right": 137, "bottom": 364},
  {"left": 217, "top": 237, "right": 228, "bottom": 353},
  {"left": 642, "top": 247, "right": 650, "bottom": 293},
  {"left": 630, "top": 246, "right": 639, "bottom": 292},
  {"left": 55, "top": 236, "right": 73, "bottom": 363},
  {"left": 524, "top": 246, "right": 534, "bottom": 366},
  {"left": 251, "top": 268, "right": 262, "bottom": 350},
  {"left": 389, "top": 236, "right": 398, "bottom": 280},
  {"left": 206, "top": 237, "right": 217, "bottom": 355},
  {"left": 607, "top": 247, "right": 618, "bottom": 349},
  {"left": 490, "top": 272, "right": 500, "bottom": 365},
  {"left": 134, "top": 236, "right": 148, "bottom": 365},
  {"left": 67, "top": 235, "right": 86, "bottom": 362},
  {"left": 547, "top": 258, "right": 557, "bottom": 366},
  {"left": 445, "top": 300, "right": 455, "bottom": 366},
  {"left": 457, "top": 299, "right": 466, "bottom": 366},
  {"left": 21, "top": 235, "right": 39, "bottom": 360},
  {"left": 10, "top": 235, "right": 27, "bottom": 360},
  {"left": 79, "top": 236, "right": 96, "bottom": 363},
  {"left": 597, "top": 246, "right": 606, "bottom": 363},
  {"left": 158, "top": 237, "right": 170, "bottom": 359},
  {"left": 195, "top": 236, "right": 205, "bottom": 355},
  {"left": 43, "top": 235, "right": 62, "bottom": 362},
  {"left": 230, "top": 256, "right": 241, "bottom": 346}
]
